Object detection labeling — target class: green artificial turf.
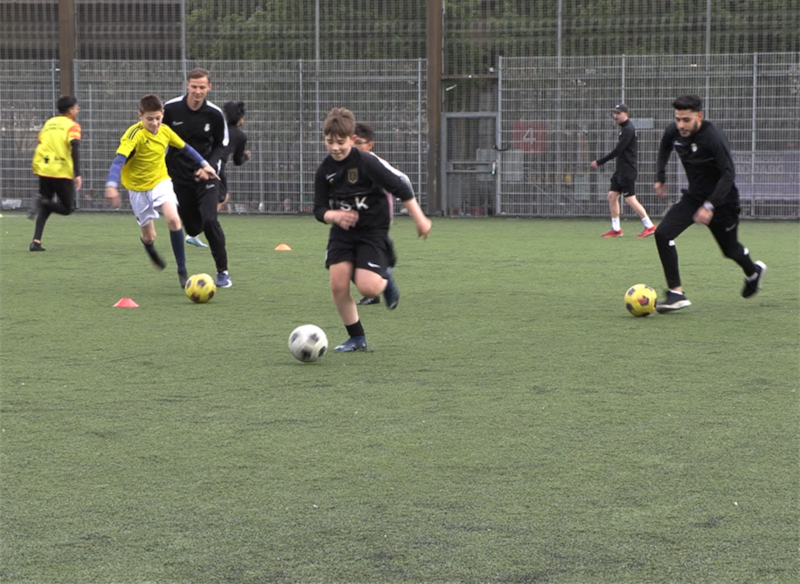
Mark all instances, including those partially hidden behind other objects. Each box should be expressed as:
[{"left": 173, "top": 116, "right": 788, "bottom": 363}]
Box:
[{"left": 1, "top": 212, "right": 798, "bottom": 583}]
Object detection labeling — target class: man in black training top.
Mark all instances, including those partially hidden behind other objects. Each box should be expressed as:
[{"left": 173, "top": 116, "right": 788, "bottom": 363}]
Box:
[
  {"left": 163, "top": 68, "right": 233, "bottom": 288},
  {"left": 591, "top": 103, "right": 656, "bottom": 238},
  {"left": 653, "top": 94, "right": 766, "bottom": 312}
]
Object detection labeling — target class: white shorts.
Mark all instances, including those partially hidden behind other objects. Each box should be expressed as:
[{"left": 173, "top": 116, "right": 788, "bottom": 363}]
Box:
[{"left": 129, "top": 179, "right": 178, "bottom": 227}]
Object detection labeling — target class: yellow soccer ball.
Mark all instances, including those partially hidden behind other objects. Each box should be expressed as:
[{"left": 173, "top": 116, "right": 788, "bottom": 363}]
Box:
[
  {"left": 185, "top": 273, "right": 217, "bottom": 304},
  {"left": 624, "top": 284, "right": 658, "bottom": 317}
]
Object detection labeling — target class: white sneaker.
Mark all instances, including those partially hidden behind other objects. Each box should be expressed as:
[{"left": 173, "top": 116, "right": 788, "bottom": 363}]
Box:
[{"left": 186, "top": 236, "right": 208, "bottom": 248}]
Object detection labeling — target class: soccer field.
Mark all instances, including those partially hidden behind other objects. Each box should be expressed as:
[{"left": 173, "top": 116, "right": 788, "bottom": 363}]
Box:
[{"left": 1, "top": 212, "right": 798, "bottom": 584}]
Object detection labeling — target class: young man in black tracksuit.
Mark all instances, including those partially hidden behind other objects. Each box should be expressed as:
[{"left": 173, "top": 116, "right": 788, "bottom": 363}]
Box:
[
  {"left": 653, "top": 94, "right": 766, "bottom": 312},
  {"left": 591, "top": 103, "right": 656, "bottom": 238},
  {"left": 314, "top": 108, "right": 431, "bottom": 352},
  {"left": 163, "top": 68, "right": 233, "bottom": 288}
]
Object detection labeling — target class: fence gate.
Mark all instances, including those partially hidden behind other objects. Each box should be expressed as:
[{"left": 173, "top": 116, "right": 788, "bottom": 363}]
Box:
[{"left": 442, "top": 113, "right": 500, "bottom": 216}]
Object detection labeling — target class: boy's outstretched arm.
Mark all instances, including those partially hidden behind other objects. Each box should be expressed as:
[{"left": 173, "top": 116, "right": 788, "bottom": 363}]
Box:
[
  {"left": 402, "top": 198, "right": 431, "bottom": 239},
  {"left": 104, "top": 153, "right": 127, "bottom": 208},
  {"left": 180, "top": 144, "right": 219, "bottom": 180}
]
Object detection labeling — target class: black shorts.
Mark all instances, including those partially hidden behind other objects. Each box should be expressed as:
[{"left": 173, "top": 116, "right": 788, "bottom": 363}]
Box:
[
  {"left": 325, "top": 230, "right": 396, "bottom": 278},
  {"left": 610, "top": 172, "right": 636, "bottom": 197}
]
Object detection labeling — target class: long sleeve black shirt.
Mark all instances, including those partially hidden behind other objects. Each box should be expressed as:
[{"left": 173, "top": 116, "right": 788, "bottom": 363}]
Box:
[
  {"left": 162, "top": 95, "right": 229, "bottom": 186},
  {"left": 314, "top": 148, "right": 414, "bottom": 232},
  {"left": 597, "top": 119, "right": 637, "bottom": 175},
  {"left": 222, "top": 125, "right": 249, "bottom": 167},
  {"left": 656, "top": 120, "right": 737, "bottom": 207}
]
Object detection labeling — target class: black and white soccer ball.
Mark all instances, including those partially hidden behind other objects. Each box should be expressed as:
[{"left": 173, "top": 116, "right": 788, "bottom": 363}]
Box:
[{"left": 288, "top": 324, "right": 328, "bottom": 362}]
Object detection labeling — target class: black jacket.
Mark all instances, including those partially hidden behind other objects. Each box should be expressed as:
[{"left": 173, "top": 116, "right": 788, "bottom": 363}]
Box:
[
  {"left": 162, "top": 95, "right": 229, "bottom": 185},
  {"left": 656, "top": 120, "right": 737, "bottom": 207},
  {"left": 597, "top": 119, "right": 637, "bottom": 175},
  {"left": 222, "top": 125, "right": 249, "bottom": 167}
]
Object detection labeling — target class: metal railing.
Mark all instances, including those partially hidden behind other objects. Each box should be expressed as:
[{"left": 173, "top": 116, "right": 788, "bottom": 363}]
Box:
[
  {"left": 496, "top": 53, "right": 800, "bottom": 218},
  {"left": 0, "top": 59, "right": 427, "bottom": 215},
  {"left": 1, "top": 54, "right": 797, "bottom": 219}
]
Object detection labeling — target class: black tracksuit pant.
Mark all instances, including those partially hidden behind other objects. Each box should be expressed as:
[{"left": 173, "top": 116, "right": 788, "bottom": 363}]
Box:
[
  {"left": 174, "top": 179, "right": 228, "bottom": 273},
  {"left": 654, "top": 194, "right": 757, "bottom": 290}
]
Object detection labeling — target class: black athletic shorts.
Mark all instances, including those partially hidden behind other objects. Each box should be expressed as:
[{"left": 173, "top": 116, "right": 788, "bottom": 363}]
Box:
[
  {"left": 325, "top": 230, "right": 396, "bottom": 278},
  {"left": 610, "top": 172, "right": 636, "bottom": 197}
]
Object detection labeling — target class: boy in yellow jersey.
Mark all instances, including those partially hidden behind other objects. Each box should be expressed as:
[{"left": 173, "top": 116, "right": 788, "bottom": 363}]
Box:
[
  {"left": 105, "top": 95, "right": 218, "bottom": 288},
  {"left": 29, "top": 95, "right": 82, "bottom": 251}
]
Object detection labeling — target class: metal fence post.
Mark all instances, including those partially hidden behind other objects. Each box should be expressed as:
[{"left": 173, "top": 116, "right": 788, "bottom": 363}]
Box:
[
  {"left": 299, "top": 60, "right": 305, "bottom": 211},
  {"left": 750, "top": 53, "right": 758, "bottom": 217},
  {"left": 418, "top": 58, "right": 423, "bottom": 199},
  {"left": 496, "top": 55, "right": 503, "bottom": 214},
  {"left": 58, "top": 0, "right": 75, "bottom": 96}
]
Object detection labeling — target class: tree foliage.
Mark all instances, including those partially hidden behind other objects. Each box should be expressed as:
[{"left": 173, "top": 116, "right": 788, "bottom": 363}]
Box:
[{"left": 185, "top": 0, "right": 799, "bottom": 68}]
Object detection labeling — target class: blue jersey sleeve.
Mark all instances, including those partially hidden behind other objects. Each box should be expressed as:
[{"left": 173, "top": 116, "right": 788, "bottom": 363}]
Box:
[{"left": 105, "top": 153, "right": 127, "bottom": 187}]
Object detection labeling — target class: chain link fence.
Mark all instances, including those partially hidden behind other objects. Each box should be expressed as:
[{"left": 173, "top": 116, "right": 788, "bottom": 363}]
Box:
[
  {"left": 2, "top": 54, "right": 797, "bottom": 218},
  {"left": 495, "top": 53, "right": 800, "bottom": 218},
  {"left": 0, "top": 59, "right": 427, "bottom": 215}
]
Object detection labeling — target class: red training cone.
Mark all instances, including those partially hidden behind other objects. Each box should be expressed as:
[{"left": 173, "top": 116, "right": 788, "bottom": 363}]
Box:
[{"left": 114, "top": 298, "right": 139, "bottom": 308}]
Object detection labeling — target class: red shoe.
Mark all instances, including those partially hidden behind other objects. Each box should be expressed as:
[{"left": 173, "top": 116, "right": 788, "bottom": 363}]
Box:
[
  {"left": 637, "top": 225, "right": 657, "bottom": 238},
  {"left": 600, "top": 229, "right": 623, "bottom": 238}
]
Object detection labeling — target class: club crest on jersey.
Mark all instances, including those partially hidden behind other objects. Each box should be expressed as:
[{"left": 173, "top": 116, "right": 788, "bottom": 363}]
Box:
[
  {"left": 347, "top": 169, "right": 359, "bottom": 184},
  {"left": 204, "top": 123, "right": 210, "bottom": 132},
  {"left": 691, "top": 143, "right": 698, "bottom": 152}
]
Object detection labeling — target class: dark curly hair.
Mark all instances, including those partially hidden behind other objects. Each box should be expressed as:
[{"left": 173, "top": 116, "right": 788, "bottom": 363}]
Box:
[
  {"left": 57, "top": 95, "right": 78, "bottom": 114},
  {"left": 223, "top": 101, "right": 246, "bottom": 126}
]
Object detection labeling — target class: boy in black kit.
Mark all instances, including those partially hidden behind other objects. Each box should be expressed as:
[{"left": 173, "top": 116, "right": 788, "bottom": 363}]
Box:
[
  {"left": 219, "top": 101, "right": 251, "bottom": 211},
  {"left": 653, "top": 94, "right": 766, "bottom": 312},
  {"left": 314, "top": 108, "right": 432, "bottom": 352},
  {"left": 163, "top": 68, "right": 233, "bottom": 288}
]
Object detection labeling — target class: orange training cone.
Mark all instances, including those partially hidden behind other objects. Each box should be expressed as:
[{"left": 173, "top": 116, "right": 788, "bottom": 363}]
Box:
[
  {"left": 114, "top": 298, "right": 139, "bottom": 308},
  {"left": 275, "top": 243, "right": 292, "bottom": 251}
]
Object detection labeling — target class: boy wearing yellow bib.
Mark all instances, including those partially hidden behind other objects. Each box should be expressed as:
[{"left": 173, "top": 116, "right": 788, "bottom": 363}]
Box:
[{"left": 29, "top": 96, "right": 82, "bottom": 251}]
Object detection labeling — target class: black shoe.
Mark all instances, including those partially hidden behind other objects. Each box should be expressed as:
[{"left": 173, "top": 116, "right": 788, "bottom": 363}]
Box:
[
  {"left": 742, "top": 261, "right": 766, "bottom": 298},
  {"left": 29, "top": 241, "right": 45, "bottom": 252},
  {"left": 178, "top": 270, "right": 188, "bottom": 289},
  {"left": 141, "top": 237, "right": 167, "bottom": 270},
  {"left": 356, "top": 296, "right": 381, "bottom": 306},
  {"left": 334, "top": 336, "right": 368, "bottom": 352},
  {"left": 656, "top": 290, "right": 691, "bottom": 313},
  {"left": 383, "top": 268, "right": 400, "bottom": 310},
  {"left": 146, "top": 250, "right": 166, "bottom": 270}
]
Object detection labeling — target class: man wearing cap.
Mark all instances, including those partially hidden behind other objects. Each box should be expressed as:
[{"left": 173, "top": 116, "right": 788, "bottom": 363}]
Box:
[{"left": 591, "top": 103, "right": 656, "bottom": 238}]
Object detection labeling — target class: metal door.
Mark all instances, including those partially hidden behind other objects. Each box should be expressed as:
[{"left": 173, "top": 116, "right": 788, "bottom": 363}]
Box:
[{"left": 442, "top": 113, "right": 499, "bottom": 216}]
